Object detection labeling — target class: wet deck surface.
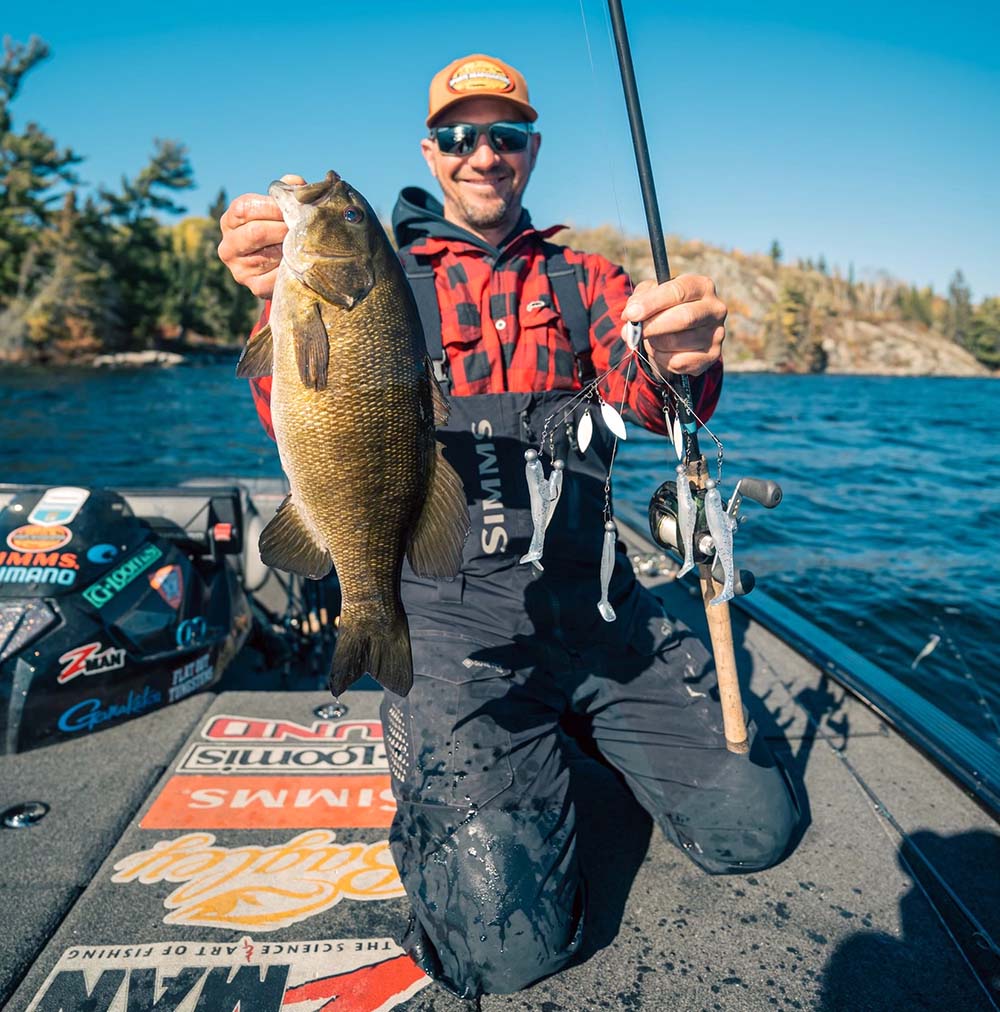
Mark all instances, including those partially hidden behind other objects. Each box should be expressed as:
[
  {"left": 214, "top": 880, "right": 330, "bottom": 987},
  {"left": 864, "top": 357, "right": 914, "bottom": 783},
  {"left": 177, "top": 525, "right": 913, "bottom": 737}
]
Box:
[{"left": 2, "top": 557, "right": 998, "bottom": 1010}]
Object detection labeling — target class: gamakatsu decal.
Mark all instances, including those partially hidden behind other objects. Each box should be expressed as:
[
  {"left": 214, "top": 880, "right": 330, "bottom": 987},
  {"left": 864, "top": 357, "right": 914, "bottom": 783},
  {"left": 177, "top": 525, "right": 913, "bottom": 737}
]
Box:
[
  {"left": 111, "top": 830, "right": 404, "bottom": 930},
  {"left": 25, "top": 936, "right": 430, "bottom": 1012}
]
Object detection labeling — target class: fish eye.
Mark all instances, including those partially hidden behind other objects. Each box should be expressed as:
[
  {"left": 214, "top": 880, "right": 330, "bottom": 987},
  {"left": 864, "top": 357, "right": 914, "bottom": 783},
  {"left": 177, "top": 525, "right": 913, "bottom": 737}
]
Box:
[{"left": 343, "top": 205, "right": 364, "bottom": 224}]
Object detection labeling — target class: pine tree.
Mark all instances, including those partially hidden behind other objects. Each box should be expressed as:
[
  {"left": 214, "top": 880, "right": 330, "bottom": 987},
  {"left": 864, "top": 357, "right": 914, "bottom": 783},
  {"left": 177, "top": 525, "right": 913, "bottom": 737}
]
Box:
[
  {"left": 0, "top": 36, "right": 81, "bottom": 317},
  {"left": 966, "top": 298, "right": 1000, "bottom": 368},
  {"left": 946, "top": 270, "right": 973, "bottom": 349},
  {"left": 769, "top": 239, "right": 782, "bottom": 266},
  {"left": 85, "top": 139, "right": 195, "bottom": 345}
]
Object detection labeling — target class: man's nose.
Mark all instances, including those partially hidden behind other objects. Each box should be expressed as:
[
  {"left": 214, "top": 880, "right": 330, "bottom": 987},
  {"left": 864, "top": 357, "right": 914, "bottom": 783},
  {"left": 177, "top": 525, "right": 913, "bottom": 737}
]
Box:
[{"left": 467, "top": 134, "right": 501, "bottom": 169}]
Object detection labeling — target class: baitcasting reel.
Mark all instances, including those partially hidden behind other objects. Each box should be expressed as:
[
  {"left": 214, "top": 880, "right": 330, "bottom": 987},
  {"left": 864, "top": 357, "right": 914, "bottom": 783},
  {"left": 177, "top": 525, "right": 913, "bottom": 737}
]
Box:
[{"left": 648, "top": 473, "right": 782, "bottom": 601}]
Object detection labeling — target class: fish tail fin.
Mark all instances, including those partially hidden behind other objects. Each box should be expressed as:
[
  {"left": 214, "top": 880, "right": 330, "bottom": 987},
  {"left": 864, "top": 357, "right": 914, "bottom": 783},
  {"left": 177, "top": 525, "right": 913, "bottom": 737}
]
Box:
[{"left": 330, "top": 607, "right": 413, "bottom": 697}]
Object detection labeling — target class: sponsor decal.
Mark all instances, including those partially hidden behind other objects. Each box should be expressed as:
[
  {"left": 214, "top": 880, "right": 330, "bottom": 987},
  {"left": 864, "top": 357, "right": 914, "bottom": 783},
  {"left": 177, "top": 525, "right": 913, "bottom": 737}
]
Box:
[
  {"left": 82, "top": 542, "right": 163, "bottom": 609},
  {"left": 181, "top": 717, "right": 387, "bottom": 775},
  {"left": 448, "top": 58, "right": 514, "bottom": 94},
  {"left": 168, "top": 652, "right": 213, "bottom": 702},
  {"left": 148, "top": 563, "right": 183, "bottom": 609},
  {"left": 203, "top": 714, "right": 383, "bottom": 742},
  {"left": 86, "top": 543, "right": 118, "bottom": 564},
  {"left": 472, "top": 418, "right": 508, "bottom": 554},
  {"left": 176, "top": 741, "right": 388, "bottom": 774},
  {"left": 57, "top": 641, "right": 127, "bottom": 684},
  {"left": 6, "top": 523, "right": 72, "bottom": 552},
  {"left": 175, "top": 615, "right": 221, "bottom": 648},
  {"left": 26, "top": 936, "right": 429, "bottom": 1012},
  {"left": 0, "top": 549, "right": 79, "bottom": 586},
  {"left": 112, "top": 830, "right": 404, "bottom": 930},
  {"left": 141, "top": 774, "right": 396, "bottom": 829},
  {"left": 27, "top": 486, "right": 89, "bottom": 527},
  {"left": 58, "top": 686, "right": 161, "bottom": 734}
]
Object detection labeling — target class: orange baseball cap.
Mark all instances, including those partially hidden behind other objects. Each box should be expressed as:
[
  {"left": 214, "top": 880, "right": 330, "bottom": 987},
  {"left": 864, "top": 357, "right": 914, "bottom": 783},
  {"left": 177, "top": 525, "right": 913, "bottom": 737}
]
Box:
[{"left": 427, "top": 54, "right": 538, "bottom": 127}]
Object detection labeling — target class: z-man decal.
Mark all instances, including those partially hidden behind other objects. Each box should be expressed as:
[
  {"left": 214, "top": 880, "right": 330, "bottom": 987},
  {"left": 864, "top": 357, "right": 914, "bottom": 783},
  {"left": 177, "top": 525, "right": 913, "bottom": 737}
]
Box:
[
  {"left": 57, "top": 642, "right": 127, "bottom": 684},
  {"left": 25, "top": 936, "right": 429, "bottom": 1012}
]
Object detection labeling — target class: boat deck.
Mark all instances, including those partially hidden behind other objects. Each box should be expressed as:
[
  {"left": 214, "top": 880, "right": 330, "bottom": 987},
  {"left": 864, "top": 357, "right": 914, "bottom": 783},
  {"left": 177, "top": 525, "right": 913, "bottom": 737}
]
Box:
[{"left": 2, "top": 518, "right": 998, "bottom": 1011}]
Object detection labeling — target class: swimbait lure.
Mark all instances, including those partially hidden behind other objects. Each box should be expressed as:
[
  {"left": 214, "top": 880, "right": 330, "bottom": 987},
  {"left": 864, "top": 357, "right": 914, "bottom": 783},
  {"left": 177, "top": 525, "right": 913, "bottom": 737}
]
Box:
[
  {"left": 675, "top": 464, "right": 696, "bottom": 578},
  {"left": 704, "top": 478, "right": 736, "bottom": 605},
  {"left": 520, "top": 451, "right": 565, "bottom": 571},
  {"left": 598, "top": 520, "right": 617, "bottom": 622}
]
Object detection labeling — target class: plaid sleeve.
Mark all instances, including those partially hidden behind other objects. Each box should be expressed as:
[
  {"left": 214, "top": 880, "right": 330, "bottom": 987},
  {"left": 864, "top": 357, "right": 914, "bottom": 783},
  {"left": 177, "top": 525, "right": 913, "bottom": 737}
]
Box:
[
  {"left": 580, "top": 252, "right": 723, "bottom": 435},
  {"left": 247, "top": 301, "right": 275, "bottom": 441}
]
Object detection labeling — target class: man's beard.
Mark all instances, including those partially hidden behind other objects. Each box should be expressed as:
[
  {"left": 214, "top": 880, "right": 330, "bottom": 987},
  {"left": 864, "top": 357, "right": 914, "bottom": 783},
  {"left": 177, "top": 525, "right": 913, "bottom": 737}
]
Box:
[{"left": 457, "top": 193, "right": 513, "bottom": 230}]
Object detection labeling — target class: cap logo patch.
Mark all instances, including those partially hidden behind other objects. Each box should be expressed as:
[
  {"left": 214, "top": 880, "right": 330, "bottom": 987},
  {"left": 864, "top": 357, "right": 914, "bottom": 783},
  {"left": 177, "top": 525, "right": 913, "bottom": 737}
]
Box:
[{"left": 448, "top": 59, "right": 513, "bottom": 95}]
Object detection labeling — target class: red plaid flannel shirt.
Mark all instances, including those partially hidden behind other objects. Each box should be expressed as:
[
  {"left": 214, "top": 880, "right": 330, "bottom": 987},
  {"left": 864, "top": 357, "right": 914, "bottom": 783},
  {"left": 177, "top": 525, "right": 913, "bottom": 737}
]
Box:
[{"left": 247, "top": 224, "right": 722, "bottom": 440}]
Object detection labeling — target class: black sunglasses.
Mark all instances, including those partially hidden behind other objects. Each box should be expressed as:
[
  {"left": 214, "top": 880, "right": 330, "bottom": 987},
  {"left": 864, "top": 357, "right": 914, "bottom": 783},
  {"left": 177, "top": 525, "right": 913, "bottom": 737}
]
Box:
[{"left": 431, "top": 121, "right": 533, "bottom": 156}]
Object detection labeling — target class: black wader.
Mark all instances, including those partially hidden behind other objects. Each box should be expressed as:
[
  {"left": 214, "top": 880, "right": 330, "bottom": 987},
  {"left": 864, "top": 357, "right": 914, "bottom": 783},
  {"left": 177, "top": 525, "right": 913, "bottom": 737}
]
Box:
[{"left": 380, "top": 388, "right": 797, "bottom": 998}]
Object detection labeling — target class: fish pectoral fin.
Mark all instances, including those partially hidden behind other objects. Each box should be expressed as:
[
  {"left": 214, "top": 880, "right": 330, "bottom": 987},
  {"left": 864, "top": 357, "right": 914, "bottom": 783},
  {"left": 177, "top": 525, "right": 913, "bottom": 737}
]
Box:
[
  {"left": 235, "top": 322, "right": 273, "bottom": 378},
  {"left": 426, "top": 356, "right": 451, "bottom": 425},
  {"left": 294, "top": 301, "right": 330, "bottom": 391},
  {"left": 258, "top": 495, "right": 333, "bottom": 579},
  {"left": 406, "top": 445, "right": 470, "bottom": 579},
  {"left": 303, "top": 258, "right": 375, "bottom": 309}
]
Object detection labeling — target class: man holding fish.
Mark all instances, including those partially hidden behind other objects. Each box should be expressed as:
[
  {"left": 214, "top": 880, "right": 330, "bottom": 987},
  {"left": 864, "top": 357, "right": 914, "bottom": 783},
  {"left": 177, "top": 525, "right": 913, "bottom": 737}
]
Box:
[{"left": 219, "top": 53, "right": 797, "bottom": 999}]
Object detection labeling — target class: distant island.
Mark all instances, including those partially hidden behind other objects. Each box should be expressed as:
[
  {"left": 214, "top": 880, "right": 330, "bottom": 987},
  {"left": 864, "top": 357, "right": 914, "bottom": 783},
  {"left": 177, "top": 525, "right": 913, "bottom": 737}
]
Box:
[
  {"left": 560, "top": 227, "right": 996, "bottom": 377},
  {"left": 1, "top": 36, "right": 996, "bottom": 377}
]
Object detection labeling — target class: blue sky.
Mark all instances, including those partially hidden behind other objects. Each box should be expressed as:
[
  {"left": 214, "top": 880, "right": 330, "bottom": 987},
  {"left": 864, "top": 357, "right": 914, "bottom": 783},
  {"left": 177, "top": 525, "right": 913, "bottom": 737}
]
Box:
[{"left": 6, "top": 0, "right": 998, "bottom": 298}]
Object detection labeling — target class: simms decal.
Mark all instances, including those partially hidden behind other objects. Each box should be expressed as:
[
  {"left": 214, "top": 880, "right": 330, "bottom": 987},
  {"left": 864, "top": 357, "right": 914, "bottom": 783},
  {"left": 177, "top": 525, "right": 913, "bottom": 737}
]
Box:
[
  {"left": 111, "top": 831, "right": 404, "bottom": 930},
  {"left": 140, "top": 774, "right": 396, "bottom": 830}
]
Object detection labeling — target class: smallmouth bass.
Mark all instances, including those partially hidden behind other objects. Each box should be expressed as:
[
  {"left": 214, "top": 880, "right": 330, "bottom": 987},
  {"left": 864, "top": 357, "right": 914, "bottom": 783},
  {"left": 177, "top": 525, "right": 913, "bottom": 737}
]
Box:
[{"left": 237, "top": 171, "right": 469, "bottom": 696}]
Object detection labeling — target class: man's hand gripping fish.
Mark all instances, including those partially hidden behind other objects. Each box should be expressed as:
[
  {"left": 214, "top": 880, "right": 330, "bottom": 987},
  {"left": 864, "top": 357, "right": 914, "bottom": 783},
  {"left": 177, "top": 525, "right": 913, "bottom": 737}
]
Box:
[{"left": 237, "top": 171, "right": 470, "bottom": 697}]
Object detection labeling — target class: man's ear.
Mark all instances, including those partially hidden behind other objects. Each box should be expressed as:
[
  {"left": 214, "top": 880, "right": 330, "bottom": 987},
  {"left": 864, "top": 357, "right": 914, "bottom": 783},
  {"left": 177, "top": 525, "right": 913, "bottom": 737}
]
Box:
[
  {"left": 420, "top": 137, "right": 439, "bottom": 182},
  {"left": 529, "top": 132, "right": 542, "bottom": 172}
]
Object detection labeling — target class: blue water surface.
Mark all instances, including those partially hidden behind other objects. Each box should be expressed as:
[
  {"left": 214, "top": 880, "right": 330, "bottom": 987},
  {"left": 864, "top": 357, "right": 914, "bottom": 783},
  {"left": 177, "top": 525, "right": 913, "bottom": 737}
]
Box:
[{"left": 2, "top": 366, "right": 998, "bottom": 748}]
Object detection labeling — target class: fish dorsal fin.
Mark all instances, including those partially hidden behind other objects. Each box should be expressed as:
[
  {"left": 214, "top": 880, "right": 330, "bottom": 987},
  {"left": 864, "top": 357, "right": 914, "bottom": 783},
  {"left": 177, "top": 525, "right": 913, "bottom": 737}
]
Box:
[
  {"left": 258, "top": 494, "right": 333, "bottom": 579},
  {"left": 427, "top": 357, "right": 451, "bottom": 425},
  {"left": 303, "top": 258, "right": 375, "bottom": 309},
  {"left": 235, "top": 323, "right": 273, "bottom": 378},
  {"left": 295, "top": 301, "right": 330, "bottom": 391},
  {"left": 406, "top": 445, "right": 470, "bottom": 578}
]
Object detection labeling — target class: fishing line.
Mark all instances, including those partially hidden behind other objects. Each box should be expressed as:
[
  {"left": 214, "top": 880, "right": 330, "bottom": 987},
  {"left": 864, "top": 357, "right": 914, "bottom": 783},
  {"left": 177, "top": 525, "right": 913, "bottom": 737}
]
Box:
[
  {"left": 577, "top": 0, "right": 638, "bottom": 292},
  {"left": 933, "top": 613, "right": 1000, "bottom": 745}
]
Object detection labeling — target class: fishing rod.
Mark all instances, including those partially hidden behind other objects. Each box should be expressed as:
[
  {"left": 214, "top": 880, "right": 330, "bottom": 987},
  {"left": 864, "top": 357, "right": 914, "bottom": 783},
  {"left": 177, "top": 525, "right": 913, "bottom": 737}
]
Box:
[{"left": 606, "top": 0, "right": 782, "bottom": 754}]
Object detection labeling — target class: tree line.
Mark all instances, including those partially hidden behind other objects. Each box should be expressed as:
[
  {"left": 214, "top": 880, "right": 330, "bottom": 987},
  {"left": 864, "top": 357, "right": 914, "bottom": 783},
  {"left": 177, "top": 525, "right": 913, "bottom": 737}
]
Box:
[
  {"left": 764, "top": 244, "right": 999, "bottom": 372},
  {"left": 1, "top": 36, "right": 996, "bottom": 372},
  {"left": 0, "top": 37, "right": 257, "bottom": 363}
]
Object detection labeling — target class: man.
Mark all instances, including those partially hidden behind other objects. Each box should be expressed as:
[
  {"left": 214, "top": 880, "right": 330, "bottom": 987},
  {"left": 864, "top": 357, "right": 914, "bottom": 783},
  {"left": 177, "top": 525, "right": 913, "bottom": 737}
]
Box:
[{"left": 219, "top": 54, "right": 797, "bottom": 999}]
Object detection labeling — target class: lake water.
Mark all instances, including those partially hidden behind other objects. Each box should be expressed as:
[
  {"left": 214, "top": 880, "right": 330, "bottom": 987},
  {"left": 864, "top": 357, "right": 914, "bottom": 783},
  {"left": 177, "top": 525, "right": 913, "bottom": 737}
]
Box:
[{"left": 2, "top": 366, "right": 998, "bottom": 751}]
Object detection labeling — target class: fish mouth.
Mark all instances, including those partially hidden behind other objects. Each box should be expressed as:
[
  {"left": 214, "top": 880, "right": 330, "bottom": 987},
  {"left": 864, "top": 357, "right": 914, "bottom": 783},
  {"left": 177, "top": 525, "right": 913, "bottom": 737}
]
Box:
[{"left": 268, "top": 170, "right": 342, "bottom": 206}]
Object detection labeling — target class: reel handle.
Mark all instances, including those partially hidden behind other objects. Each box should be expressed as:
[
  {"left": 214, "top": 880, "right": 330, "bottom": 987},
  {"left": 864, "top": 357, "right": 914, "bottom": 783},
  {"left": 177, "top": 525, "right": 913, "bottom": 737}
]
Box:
[
  {"left": 711, "top": 561, "right": 756, "bottom": 596},
  {"left": 735, "top": 477, "right": 782, "bottom": 509}
]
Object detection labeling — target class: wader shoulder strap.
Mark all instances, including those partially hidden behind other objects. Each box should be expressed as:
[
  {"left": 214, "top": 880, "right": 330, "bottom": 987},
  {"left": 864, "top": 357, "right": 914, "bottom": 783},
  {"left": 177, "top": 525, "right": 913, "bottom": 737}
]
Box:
[
  {"left": 400, "top": 250, "right": 447, "bottom": 383},
  {"left": 542, "top": 243, "right": 595, "bottom": 385},
  {"left": 401, "top": 243, "right": 596, "bottom": 386}
]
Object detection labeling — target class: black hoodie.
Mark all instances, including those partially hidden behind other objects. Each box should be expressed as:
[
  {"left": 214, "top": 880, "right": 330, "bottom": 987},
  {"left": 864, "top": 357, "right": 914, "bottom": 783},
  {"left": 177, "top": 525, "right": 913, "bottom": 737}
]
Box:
[{"left": 391, "top": 186, "right": 534, "bottom": 256}]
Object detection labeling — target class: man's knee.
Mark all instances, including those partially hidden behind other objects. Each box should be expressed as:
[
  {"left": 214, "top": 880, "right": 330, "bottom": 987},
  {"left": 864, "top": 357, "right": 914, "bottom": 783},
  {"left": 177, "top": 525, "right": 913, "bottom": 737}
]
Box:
[
  {"left": 391, "top": 799, "right": 583, "bottom": 996},
  {"left": 659, "top": 739, "right": 800, "bottom": 875}
]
